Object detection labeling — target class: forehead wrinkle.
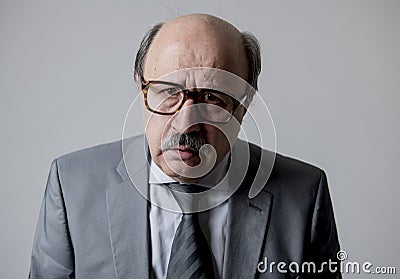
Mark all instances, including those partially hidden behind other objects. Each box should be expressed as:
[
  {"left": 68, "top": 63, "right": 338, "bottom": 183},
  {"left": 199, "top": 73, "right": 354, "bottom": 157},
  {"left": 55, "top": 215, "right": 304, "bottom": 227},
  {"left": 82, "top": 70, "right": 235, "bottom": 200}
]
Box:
[
  {"left": 144, "top": 14, "right": 248, "bottom": 81},
  {"left": 176, "top": 53, "right": 220, "bottom": 70}
]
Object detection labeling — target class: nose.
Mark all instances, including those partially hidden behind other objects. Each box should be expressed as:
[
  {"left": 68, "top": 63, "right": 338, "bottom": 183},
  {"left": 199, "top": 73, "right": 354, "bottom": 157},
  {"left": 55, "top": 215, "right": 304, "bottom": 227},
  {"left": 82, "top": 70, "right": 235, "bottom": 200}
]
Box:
[{"left": 170, "top": 98, "right": 201, "bottom": 134}]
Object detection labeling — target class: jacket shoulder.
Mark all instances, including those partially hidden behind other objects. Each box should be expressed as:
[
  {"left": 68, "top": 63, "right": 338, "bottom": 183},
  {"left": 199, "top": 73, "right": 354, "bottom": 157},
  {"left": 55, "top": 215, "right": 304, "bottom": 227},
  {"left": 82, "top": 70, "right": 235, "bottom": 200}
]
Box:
[
  {"left": 52, "top": 139, "right": 126, "bottom": 196},
  {"left": 249, "top": 142, "right": 323, "bottom": 177},
  {"left": 56, "top": 139, "right": 123, "bottom": 170},
  {"left": 248, "top": 143, "right": 324, "bottom": 195},
  {"left": 273, "top": 153, "right": 323, "bottom": 182}
]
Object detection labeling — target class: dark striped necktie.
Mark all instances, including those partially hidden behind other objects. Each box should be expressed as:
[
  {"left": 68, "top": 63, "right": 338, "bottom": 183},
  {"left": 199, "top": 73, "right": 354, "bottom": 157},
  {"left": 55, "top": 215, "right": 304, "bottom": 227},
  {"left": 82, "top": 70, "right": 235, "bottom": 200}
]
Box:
[{"left": 164, "top": 183, "right": 215, "bottom": 279}]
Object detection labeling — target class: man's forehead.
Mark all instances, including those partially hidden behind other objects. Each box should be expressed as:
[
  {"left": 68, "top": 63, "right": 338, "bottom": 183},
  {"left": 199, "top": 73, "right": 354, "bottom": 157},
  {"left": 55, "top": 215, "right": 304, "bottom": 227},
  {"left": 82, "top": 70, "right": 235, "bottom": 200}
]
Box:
[
  {"left": 143, "top": 14, "right": 248, "bottom": 82},
  {"left": 151, "top": 15, "right": 241, "bottom": 51},
  {"left": 160, "top": 13, "right": 240, "bottom": 37},
  {"left": 144, "top": 44, "right": 221, "bottom": 78}
]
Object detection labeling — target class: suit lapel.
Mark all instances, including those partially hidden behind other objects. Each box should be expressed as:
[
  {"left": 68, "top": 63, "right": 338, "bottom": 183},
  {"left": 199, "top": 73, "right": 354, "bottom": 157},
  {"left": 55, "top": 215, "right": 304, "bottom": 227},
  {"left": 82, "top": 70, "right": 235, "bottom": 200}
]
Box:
[
  {"left": 106, "top": 136, "right": 151, "bottom": 279},
  {"left": 222, "top": 142, "right": 273, "bottom": 279},
  {"left": 106, "top": 136, "right": 273, "bottom": 278},
  {"left": 222, "top": 187, "right": 272, "bottom": 278}
]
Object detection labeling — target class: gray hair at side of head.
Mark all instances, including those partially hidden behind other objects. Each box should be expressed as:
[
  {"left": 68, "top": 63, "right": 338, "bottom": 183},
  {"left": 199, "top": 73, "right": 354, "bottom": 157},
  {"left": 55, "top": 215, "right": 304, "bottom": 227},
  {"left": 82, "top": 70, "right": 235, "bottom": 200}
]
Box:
[
  {"left": 241, "top": 32, "right": 261, "bottom": 91},
  {"left": 133, "top": 22, "right": 164, "bottom": 83},
  {"left": 133, "top": 23, "right": 262, "bottom": 92}
]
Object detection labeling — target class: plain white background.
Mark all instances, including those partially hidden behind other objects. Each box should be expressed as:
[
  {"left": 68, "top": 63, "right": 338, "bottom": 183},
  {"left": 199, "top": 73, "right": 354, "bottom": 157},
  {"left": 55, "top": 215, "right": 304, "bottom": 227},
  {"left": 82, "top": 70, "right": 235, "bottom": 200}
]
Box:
[{"left": 1, "top": 1, "right": 399, "bottom": 278}]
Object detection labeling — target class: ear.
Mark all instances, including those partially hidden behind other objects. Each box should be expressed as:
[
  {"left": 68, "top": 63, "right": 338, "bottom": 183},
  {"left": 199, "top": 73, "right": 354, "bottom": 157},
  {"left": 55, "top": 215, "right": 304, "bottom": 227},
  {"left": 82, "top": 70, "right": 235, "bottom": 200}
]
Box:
[
  {"left": 238, "top": 93, "right": 251, "bottom": 117},
  {"left": 233, "top": 105, "right": 246, "bottom": 124},
  {"left": 245, "top": 90, "right": 255, "bottom": 107},
  {"left": 244, "top": 87, "right": 256, "bottom": 113},
  {"left": 134, "top": 73, "right": 142, "bottom": 93}
]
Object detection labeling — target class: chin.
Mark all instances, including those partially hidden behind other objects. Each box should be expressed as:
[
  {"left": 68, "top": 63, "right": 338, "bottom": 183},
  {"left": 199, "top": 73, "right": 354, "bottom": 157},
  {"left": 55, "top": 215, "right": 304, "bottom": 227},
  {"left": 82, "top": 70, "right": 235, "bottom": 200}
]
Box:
[{"left": 161, "top": 161, "right": 203, "bottom": 181}]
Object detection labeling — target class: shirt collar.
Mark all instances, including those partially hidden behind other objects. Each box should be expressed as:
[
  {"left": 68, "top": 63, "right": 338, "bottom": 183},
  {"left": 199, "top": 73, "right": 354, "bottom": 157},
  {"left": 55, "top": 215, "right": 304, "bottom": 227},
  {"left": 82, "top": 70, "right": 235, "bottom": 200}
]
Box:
[
  {"left": 149, "top": 160, "right": 176, "bottom": 184},
  {"left": 148, "top": 152, "right": 230, "bottom": 188}
]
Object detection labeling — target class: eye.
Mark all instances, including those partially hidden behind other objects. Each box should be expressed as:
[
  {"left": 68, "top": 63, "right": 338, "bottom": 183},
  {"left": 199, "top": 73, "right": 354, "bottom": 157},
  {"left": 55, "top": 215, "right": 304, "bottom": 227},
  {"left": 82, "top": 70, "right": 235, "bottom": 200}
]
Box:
[
  {"left": 205, "top": 93, "right": 217, "bottom": 101},
  {"left": 158, "top": 87, "right": 180, "bottom": 96},
  {"left": 204, "top": 92, "right": 225, "bottom": 105}
]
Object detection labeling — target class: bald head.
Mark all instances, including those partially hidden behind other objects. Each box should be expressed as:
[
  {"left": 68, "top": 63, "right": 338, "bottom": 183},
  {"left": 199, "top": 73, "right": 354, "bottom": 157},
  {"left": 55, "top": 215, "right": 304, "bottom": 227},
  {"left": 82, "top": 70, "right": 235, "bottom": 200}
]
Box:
[
  {"left": 134, "top": 13, "right": 261, "bottom": 90},
  {"left": 143, "top": 14, "right": 248, "bottom": 81}
]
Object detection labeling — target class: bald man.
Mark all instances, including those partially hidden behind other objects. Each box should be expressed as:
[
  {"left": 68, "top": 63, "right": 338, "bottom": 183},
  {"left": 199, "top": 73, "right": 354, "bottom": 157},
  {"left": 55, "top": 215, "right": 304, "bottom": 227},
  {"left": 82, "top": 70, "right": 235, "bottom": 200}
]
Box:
[{"left": 29, "top": 14, "right": 341, "bottom": 279}]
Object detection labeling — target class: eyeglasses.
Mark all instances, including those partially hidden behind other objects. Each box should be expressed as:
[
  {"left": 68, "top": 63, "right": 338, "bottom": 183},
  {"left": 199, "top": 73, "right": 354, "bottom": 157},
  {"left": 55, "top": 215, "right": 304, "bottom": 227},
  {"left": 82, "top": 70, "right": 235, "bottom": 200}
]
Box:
[{"left": 140, "top": 77, "right": 241, "bottom": 124}]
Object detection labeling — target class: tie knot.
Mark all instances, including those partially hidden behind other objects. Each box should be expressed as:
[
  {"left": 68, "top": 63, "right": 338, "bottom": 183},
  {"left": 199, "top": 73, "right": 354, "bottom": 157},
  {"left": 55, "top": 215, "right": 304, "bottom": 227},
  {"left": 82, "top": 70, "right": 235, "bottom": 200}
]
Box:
[{"left": 164, "top": 183, "right": 208, "bottom": 194}]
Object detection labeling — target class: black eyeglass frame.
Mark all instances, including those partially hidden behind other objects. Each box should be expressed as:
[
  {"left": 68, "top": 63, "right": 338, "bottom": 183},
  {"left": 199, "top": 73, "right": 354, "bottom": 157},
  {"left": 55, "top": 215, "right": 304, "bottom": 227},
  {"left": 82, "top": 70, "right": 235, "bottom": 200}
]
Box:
[{"left": 140, "top": 76, "right": 242, "bottom": 124}]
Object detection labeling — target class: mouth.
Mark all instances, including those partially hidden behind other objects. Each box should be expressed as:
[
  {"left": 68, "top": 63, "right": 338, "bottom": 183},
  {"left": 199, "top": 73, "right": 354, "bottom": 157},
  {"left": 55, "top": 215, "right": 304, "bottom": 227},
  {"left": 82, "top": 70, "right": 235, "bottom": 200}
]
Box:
[{"left": 166, "top": 146, "right": 199, "bottom": 160}]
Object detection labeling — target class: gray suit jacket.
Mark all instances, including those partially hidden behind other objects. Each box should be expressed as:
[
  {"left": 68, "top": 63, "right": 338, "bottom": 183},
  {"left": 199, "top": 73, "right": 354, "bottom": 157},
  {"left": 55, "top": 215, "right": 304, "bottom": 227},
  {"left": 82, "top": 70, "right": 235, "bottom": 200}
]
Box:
[{"left": 29, "top": 135, "right": 341, "bottom": 278}]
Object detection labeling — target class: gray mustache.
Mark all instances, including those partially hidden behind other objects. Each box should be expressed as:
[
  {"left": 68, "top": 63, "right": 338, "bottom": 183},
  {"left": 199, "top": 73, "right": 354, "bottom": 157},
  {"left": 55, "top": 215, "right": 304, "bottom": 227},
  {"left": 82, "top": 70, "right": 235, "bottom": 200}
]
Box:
[{"left": 161, "top": 133, "right": 206, "bottom": 152}]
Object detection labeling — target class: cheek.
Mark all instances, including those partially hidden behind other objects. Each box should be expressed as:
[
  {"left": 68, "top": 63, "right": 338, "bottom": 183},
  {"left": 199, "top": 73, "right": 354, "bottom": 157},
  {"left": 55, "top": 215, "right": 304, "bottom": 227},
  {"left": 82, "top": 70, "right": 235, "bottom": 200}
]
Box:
[
  {"left": 143, "top": 112, "right": 172, "bottom": 154},
  {"left": 203, "top": 120, "right": 241, "bottom": 155},
  {"left": 203, "top": 126, "right": 230, "bottom": 153}
]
